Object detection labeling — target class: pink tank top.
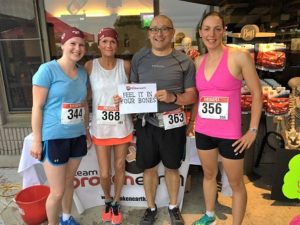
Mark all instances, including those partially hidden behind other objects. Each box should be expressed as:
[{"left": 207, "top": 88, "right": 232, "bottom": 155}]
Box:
[{"left": 195, "top": 48, "right": 242, "bottom": 139}]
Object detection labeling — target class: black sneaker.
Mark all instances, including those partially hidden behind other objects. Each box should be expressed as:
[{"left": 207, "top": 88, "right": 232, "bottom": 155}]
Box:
[
  {"left": 168, "top": 207, "right": 184, "bottom": 225},
  {"left": 140, "top": 205, "right": 157, "bottom": 225}
]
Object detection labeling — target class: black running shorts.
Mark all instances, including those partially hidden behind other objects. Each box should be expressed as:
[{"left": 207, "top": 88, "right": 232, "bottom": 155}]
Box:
[
  {"left": 41, "top": 135, "right": 87, "bottom": 165},
  {"left": 135, "top": 119, "right": 186, "bottom": 170},
  {"left": 195, "top": 132, "right": 245, "bottom": 160}
]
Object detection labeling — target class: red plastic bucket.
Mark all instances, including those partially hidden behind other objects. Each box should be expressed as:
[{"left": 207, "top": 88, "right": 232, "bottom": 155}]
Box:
[
  {"left": 290, "top": 215, "right": 300, "bottom": 225},
  {"left": 15, "top": 185, "right": 50, "bottom": 225}
]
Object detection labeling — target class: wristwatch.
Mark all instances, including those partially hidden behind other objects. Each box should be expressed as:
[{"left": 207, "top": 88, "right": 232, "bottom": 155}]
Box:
[{"left": 249, "top": 127, "right": 258, "bottom": 133}]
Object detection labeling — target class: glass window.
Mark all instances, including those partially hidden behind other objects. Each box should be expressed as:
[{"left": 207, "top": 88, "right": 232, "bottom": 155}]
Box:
[
  {"left": 44, "top": 0, "right": 154, "bottom": 64},
  {"left": 0, "top": 0, "right": 43, "bottom": 111},
  {"left": 160, "top": 0, "right": 210, "bottom": 54}
]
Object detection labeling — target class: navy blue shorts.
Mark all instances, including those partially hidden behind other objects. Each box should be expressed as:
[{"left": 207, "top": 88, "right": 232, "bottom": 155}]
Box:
[
  {"left": 41, "top": 135, "right": 87, "bottom": 165},
  {"left": 195, "top": 132, "right": 244, "bottom": 160},
  {"left": 135, "top": 119, "right": 186, "bottom": 170}
]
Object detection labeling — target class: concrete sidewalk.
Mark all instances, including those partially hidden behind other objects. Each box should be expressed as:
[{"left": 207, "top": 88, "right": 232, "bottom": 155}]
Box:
[{"left": 0, "top": 165, "right": 300, "bottom": 225}]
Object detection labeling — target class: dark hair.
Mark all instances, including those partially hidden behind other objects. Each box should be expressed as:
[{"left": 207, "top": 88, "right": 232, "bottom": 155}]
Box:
[{"left": 200, "top": 11, "right": 225, "bottom": 29}]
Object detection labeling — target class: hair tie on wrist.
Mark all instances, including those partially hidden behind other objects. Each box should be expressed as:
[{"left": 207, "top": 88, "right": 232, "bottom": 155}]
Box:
[{"left": 171, "top": 93, "right": 177, "bottom": 104}]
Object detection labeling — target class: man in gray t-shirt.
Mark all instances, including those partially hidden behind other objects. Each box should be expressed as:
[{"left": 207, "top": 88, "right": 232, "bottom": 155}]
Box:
[{"left": 131, "top": 15, "right": 197, "bottom": 225}]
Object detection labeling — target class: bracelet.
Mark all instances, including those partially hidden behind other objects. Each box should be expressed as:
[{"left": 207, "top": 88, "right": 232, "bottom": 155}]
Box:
[
  {"left": 171, "top": 93, "right": 177, "bottom": 104},
  {"left": 85, "top": 126, "right": 90, "bottom": 130},
  {"left": 249, "top": 127, "right": 258, "bottom": 133}
]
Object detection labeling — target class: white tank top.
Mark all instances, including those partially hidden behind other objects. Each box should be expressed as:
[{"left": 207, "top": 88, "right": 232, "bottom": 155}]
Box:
[{"left": 90, "top": 58, "right": 133, "bottom": 138}]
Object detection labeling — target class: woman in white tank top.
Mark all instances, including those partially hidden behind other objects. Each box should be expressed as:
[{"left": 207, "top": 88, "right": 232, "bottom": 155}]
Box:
[{"left": 84, "top": 28, "right": 133, "bottom": 225}]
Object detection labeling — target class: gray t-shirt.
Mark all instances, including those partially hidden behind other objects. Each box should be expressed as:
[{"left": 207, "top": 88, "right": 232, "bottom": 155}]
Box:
[{"left": 131, "top": 48, "right": 196, "bottom": 126}]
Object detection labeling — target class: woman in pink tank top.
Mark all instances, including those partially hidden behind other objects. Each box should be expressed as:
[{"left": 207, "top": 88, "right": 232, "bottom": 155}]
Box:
[{"left": 189, "top": 11, "right": 262, "bottom": 225}]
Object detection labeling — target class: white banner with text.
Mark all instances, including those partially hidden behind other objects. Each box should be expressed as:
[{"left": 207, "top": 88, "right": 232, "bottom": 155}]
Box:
[{"left": 73, "top": 140, "right": 190, "bottom": 214}]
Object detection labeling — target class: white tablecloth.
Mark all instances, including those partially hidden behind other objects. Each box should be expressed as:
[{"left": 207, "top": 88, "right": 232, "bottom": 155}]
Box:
[
  {"left": 17, "top": 133, "right": 47, "bottom": 187},
  {"left": 18, "top": 134, "right": 231, "bottom": 214}
]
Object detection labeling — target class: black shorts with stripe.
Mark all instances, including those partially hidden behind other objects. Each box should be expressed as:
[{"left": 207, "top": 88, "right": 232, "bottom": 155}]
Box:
[{"left": 41, "top": 135, "right": 87, "bottom": 165}]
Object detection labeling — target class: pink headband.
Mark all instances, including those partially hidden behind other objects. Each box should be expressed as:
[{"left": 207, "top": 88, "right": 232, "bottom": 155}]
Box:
[
  {"left": 61, "top": 27, "right": 85, "bottom": 44},
  {"left": 97, "top": 27, "right": 118, "bottom": 43}
]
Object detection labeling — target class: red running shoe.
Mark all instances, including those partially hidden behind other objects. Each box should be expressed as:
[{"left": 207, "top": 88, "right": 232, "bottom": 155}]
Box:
[
  {"left": 111, "top": 203, "right": 122, "bottom": 224},
  {"left": 102, "top": 201, "right": 112, "bottom": 222}
]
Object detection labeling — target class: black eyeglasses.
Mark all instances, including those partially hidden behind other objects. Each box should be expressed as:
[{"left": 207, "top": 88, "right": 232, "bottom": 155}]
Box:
[{"left": 148, "top": 26, "right": 173, "bottom": 34}]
